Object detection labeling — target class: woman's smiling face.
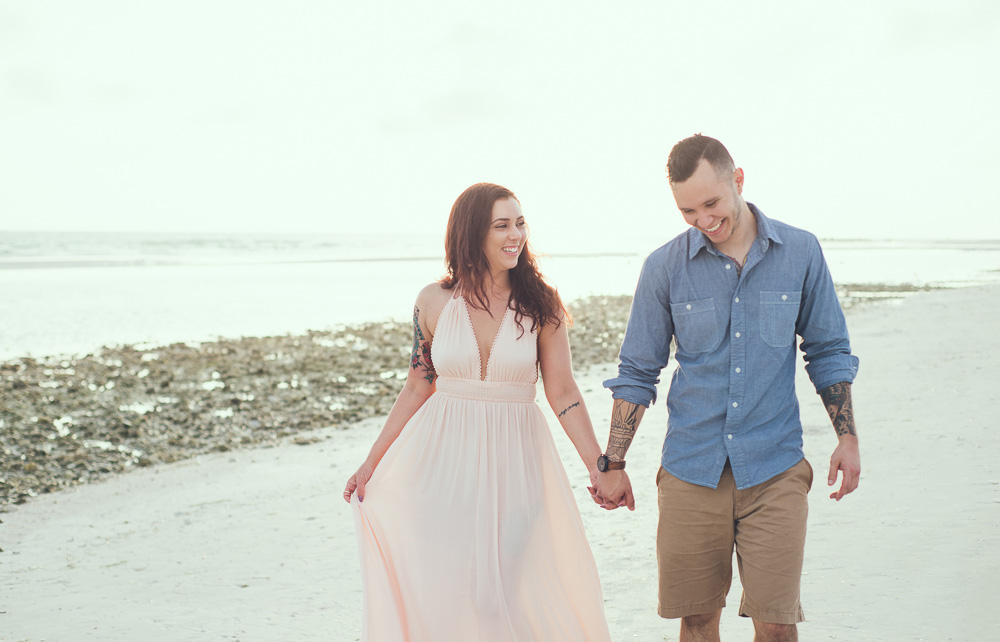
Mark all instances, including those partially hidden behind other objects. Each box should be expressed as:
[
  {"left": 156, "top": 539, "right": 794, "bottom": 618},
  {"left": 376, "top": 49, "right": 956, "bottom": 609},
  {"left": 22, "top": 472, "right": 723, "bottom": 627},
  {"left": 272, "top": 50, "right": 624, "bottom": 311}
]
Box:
[{"left": 482, "top": 197, "right": 527, "bottom": 278}]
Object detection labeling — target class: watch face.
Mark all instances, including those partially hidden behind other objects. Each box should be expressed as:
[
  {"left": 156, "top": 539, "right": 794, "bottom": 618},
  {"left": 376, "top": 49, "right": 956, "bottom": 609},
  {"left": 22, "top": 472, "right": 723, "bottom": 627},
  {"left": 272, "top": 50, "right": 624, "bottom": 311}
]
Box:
[{"left": 597, "top": 455, "right": 609, "bottom": 472}]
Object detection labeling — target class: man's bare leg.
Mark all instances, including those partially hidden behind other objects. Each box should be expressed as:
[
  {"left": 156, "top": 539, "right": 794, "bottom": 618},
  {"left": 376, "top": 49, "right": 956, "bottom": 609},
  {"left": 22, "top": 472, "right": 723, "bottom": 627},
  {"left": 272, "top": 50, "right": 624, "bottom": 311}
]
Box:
[
  {"left": 752, "top": 619, "right": 797, "bottom": 642},
  {"left": 679, "top": 610, "right": 721, "bottom": 642}
]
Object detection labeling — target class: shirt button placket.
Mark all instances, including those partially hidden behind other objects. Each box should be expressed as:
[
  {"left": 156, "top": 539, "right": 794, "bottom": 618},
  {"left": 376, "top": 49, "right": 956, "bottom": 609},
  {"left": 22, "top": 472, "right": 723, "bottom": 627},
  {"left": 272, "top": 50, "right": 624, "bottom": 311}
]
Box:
[{"left": 726, "top": 280, "right": 745, "bottom": 452}]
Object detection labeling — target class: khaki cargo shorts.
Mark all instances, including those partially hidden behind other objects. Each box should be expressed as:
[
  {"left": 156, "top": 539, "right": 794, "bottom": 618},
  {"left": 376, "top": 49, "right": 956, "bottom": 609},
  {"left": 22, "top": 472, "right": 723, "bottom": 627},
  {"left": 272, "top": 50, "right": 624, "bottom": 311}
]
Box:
[{"left": 656, "top": 459, "right": 813, "bottom": 624}]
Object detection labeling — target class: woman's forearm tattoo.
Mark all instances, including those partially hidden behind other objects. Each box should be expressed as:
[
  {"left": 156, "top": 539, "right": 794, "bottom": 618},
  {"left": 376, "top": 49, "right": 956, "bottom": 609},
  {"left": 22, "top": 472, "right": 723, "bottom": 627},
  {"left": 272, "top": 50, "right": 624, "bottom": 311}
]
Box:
[
  {"left": 607, "top": 399, "right": 641, "bottom": 461},
  {"left": 820, "top": 382, "right": 856, "bottom": 437},
  {"left": 558, "top": 401, "right": 580, "bottom": 417},
  {"left": 410, "top": 306, "right": 436, "bottom": 384}
]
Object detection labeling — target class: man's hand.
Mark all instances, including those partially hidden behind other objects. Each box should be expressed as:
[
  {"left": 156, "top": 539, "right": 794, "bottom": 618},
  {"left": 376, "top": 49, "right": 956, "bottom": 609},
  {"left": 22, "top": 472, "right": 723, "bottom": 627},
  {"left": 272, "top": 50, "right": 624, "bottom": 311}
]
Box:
[
  {"left": 588, "top": 398, "right": 644, "bottom": 511},
  {"left": 588, "top": 469, "right": 635, "bottom": 511},
  {"left": 828, "top": 434, "right": 860, "bottom": 501},
  {"left": 820, "top": 382, "right": 859, "bottom": 501}
]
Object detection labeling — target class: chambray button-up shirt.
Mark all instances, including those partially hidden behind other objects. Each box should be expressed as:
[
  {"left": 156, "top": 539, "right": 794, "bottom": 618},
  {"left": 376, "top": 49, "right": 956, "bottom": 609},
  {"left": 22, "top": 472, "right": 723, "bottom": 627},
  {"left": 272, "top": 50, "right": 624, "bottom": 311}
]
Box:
[{"left": 604, "top": 205, "right": 859, "bottom": 490}]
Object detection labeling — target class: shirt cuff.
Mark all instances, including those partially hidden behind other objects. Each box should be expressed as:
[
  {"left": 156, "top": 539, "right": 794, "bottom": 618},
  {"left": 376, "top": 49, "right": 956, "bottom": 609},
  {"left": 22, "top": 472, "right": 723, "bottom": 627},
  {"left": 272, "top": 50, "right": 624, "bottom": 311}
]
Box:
[
  {"left": 602, "top": 378, "right": 656, "bottom": 407},
  {"left": 806, "top": 354, "right": 860, "bottom": 393}
]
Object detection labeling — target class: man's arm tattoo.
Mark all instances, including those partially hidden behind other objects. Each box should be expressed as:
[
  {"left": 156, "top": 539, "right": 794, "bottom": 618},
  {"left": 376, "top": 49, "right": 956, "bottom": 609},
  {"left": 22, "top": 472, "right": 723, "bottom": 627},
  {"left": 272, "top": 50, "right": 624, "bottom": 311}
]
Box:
[
  {"left": 820, "top": 382, "right": 856, "bottom": 437},
  {"left": 410, "top": 306, "right": 437, "bottom": 384},
  {"left": 606, "top": 399, "right": 641, "bottom": 461},
  {"left": 558, "top": 401, "right": 580, "bottom": 417}
]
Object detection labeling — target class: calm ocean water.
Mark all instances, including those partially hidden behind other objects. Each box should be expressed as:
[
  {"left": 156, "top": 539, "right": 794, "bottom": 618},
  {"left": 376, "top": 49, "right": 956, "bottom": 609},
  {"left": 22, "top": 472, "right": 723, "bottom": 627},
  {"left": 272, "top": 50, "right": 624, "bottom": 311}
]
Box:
[{"left": 2, "top": 232, "right": 999, "bottom": 360}]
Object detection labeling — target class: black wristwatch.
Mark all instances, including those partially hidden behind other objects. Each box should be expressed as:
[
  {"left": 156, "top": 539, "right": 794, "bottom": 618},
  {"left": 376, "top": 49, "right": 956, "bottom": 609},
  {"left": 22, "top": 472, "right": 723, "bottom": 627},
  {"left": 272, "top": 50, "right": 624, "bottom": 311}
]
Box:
[{"left": 596, "top": 454, "right": 626, "bottom": 472}]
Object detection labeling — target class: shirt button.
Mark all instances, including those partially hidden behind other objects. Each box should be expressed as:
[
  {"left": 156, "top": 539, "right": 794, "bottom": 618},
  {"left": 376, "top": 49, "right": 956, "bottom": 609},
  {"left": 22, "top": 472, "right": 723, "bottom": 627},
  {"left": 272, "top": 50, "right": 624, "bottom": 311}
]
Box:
[
  {"left": 727, "top": 434, "right": 733, "bottom": 440},
  {"left": 782, "top": 294, "right": 788, "bottom": 301},
  {"left": 732, "top": 401, "right": 738, "bottom": 408},
  {"left": 686, "top": 304, "right": 692, "bottom": 310},
  {"left": 734, "top": 297, "right": 740, "bottom": 303},
  {"left": 735, "top": 332, "right": 741, "bottom": 338},
  {"left": 735, "top": 367, "right": 741, "bottom": 373},
  {"left": 725, "top": 264, "right": 732, "bottom": 270}
]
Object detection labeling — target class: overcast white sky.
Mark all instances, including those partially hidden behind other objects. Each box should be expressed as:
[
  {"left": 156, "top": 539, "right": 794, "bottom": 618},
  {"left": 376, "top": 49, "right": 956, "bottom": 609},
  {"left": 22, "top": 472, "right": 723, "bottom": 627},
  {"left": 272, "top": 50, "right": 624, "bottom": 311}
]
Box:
[{"left": 1, "top": 1, "right": 998, "bottom": 249}]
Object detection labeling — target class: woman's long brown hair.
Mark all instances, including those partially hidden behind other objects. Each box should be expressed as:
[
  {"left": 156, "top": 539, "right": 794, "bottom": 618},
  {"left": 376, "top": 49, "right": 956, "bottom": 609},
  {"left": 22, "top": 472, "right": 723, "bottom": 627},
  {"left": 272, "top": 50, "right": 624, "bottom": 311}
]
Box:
[{"left": 441, "top": 183, "right": 567, "bottom": 334}]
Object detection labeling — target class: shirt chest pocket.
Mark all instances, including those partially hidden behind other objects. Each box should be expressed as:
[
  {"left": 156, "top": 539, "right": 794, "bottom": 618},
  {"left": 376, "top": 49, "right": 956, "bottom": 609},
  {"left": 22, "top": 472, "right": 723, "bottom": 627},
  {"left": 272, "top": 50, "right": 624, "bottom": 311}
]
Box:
[
  {"left": 670, "top": 298, "right": 721, "bottom": 354},
  {"left": 759, "top": 291, "right": 801, "bottom": 347}
]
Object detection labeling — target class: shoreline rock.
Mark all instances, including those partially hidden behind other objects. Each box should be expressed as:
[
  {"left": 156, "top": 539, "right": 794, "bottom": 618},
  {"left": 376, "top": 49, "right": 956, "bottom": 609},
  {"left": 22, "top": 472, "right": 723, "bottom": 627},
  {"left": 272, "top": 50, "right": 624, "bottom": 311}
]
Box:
[
  {"left": 0, "top": 283, "right": 926, "bottom": 507},
  {"left": 0, "top": 295, "right": 631, "bottom": 506}
]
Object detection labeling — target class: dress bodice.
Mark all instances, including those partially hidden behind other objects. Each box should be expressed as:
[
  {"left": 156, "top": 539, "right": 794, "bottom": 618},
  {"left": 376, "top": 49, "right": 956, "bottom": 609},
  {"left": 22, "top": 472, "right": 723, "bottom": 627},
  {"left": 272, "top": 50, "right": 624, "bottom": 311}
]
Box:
[{"left": 430, "top": 296, "right": 539, "bottom": 384}]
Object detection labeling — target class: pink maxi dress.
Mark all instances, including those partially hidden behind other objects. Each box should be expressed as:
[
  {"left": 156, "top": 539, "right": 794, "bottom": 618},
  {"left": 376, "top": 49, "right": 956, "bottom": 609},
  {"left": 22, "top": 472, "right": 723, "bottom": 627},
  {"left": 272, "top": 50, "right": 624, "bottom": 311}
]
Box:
[{"left": 352, "top": 295, "right": 611, "bottom": 641}]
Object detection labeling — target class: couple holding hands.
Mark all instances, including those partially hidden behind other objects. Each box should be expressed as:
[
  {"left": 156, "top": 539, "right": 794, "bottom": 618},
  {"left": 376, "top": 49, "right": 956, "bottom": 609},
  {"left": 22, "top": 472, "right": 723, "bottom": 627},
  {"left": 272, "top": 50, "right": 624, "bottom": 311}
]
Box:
[{"left": 343, "top": 134, "right": 860, "bottom": 642}]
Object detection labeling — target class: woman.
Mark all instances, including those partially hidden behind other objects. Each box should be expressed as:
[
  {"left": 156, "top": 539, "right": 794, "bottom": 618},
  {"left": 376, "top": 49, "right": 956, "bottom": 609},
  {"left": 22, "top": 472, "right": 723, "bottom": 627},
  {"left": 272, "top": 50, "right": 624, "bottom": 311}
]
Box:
[{"left": 344, "top": 183, "right": 611, "bottom": 641}]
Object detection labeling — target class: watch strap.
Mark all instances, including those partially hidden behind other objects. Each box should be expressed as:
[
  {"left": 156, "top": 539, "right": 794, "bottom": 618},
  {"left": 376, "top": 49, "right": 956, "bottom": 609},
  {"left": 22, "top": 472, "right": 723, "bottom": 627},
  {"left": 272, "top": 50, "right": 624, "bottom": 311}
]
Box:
[{"left": 598, "top": 453, "right": 626, "bottom": 471}]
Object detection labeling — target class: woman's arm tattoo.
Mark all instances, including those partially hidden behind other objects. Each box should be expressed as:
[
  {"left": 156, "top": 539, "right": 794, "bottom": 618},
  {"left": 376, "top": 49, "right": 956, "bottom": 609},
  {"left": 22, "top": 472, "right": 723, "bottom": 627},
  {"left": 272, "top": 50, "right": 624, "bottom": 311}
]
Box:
[
  {"left": 607, "top": 399, "right": 642, "bottom": 461},
  {"left": 820, "top": 382, "right": 856, "bottom": 437},
  {"left": 558, "top": 401, "right": 581, "bottom": 417},
  {"left": 410, "top": 306, "right": 436, "bottom": 384}
]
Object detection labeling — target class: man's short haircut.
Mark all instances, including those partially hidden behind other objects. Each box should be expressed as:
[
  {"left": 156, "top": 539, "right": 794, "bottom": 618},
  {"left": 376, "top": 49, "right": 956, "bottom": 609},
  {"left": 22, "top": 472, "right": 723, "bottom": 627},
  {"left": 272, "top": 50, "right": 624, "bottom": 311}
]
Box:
[{"left": 666, "top": 134, "right": 735, "bottom": 184}]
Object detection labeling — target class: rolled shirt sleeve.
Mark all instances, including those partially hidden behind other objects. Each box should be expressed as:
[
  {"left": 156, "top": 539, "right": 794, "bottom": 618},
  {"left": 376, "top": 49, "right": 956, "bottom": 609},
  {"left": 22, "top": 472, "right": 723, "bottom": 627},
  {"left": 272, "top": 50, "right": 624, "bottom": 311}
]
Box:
[
  {"left": 796, "top": 235, "right": 860, "bottom": 392},
  {"left": 603, "top": 250, "right": 674, "bottom": 407}
]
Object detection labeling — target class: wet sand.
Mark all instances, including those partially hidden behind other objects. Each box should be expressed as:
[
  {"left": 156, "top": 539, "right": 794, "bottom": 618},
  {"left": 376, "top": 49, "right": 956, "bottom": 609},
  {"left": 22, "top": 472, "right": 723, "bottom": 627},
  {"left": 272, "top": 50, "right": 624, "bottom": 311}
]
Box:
[{"left": 2, "top": 285, "right": 998, "bottom": 640}]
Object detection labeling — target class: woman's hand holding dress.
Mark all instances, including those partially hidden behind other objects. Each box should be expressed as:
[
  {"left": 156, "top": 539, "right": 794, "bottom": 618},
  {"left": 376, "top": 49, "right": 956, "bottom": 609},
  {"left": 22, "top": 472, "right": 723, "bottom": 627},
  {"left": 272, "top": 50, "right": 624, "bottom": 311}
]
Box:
[{"left": 344, "top": 462, "right": 376, "bottom": 503}]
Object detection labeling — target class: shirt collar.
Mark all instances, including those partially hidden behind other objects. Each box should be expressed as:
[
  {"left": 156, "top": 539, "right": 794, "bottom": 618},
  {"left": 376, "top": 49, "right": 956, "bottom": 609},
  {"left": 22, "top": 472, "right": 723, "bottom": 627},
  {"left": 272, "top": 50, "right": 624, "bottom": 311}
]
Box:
[{"left": 687, "top": 202, "right": 783, "bottom": 259}]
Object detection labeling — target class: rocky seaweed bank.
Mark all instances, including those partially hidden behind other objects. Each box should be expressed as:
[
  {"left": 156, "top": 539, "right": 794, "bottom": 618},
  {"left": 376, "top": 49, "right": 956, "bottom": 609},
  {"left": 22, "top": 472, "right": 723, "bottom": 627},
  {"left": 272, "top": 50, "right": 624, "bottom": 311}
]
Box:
[
  {"left": 0, "top": 282, "right": 931, "bottom": 507},
  {"left": 0, "top": 296, "right": 632, "bottom": 506}
]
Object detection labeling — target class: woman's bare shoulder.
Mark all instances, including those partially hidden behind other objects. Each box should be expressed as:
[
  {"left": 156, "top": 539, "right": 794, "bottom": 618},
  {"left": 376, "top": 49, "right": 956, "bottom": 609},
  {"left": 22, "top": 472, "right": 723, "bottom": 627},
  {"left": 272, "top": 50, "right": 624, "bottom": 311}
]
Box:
[
  {"left": 416, "top": 282, "right": 453, "bottom": 305},
  {"left": 414, "top": 282, "right": 453, "bottom": 335}
]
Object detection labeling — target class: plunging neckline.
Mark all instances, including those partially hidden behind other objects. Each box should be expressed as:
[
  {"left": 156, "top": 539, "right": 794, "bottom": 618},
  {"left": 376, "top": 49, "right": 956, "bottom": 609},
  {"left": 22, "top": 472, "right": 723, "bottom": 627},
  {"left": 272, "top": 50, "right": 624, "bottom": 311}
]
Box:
[{"left": 458, "top": 295, "right": 510, "bottom": 382}]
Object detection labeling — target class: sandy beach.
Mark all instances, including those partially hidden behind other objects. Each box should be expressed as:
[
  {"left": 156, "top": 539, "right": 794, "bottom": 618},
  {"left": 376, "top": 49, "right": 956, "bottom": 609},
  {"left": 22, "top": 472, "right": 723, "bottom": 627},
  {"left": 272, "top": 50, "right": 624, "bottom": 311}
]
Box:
[{"left": 2, "top": 283, "right": 999, "bottom": 641}]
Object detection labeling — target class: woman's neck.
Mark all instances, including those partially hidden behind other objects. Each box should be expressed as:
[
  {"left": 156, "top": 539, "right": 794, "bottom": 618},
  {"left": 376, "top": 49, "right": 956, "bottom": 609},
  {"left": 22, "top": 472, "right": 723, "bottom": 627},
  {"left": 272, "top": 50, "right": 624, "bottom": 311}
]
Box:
[{"left": 486, "top": 270, "right": 511, "bottom": 295}]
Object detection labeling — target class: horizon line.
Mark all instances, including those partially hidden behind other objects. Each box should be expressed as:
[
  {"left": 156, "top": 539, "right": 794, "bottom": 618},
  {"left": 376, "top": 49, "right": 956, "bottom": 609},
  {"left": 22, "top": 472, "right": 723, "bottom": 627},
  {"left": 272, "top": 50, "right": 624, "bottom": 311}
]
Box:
[{"left": 3, "top": 229, "right": 1000, "bottom": 245}]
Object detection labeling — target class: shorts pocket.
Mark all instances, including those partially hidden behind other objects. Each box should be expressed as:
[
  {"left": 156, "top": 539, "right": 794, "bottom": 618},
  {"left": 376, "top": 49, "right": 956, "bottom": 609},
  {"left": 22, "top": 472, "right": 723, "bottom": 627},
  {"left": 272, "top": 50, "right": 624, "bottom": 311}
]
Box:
[
  {"left": 759, "top": 291, "right": 800, "bottom": 348},
  {"left": 670, "top": 298, "right": 721, "bottom": 353}
]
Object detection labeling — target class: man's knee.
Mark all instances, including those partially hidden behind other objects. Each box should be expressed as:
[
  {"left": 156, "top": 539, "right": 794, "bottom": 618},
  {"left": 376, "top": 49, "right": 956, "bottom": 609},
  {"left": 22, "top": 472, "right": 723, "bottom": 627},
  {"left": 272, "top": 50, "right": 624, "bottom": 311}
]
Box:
[
  {"left": 680, "top": 609, "right": 722, "bottom": 632},
  {"left": 752, "top": 620, "right": 797, "bottom": 642}
]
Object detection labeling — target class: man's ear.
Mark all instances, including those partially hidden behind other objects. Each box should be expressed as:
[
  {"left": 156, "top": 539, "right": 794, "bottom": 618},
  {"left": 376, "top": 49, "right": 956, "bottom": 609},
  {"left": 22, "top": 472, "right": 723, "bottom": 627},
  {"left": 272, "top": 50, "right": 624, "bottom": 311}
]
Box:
[{"left": 734, "top": 167, "right": 745, "bottom": 194}]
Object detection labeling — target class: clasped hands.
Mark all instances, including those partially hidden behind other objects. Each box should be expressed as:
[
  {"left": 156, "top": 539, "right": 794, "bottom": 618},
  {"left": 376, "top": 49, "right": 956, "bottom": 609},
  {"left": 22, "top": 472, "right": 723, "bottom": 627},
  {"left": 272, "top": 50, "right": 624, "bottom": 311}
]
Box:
[{"left": 587, "top": 469, "right": 636, "bottom": 511}]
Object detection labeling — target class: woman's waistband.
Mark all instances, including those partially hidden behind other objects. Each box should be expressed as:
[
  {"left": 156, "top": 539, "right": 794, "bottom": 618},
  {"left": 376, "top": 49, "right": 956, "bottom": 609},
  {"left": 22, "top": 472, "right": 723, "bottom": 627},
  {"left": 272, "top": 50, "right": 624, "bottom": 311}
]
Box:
[{"left": 435, "top": 376, "right": 537, "bottom": 403}]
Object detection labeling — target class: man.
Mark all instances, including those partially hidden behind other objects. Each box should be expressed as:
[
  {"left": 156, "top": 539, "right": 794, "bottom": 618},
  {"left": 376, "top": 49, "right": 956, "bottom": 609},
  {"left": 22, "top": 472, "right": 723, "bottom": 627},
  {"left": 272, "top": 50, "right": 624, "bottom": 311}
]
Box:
[{"left": 591, "top": 134, "right": 860, "bottom": 642}]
